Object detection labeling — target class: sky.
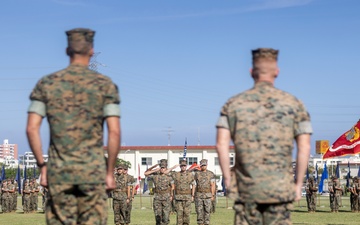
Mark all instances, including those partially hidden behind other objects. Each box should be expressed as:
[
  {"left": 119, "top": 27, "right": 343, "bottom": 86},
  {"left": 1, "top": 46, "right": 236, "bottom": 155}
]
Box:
[{"left": 1, "top": 0, "right": 360, "bottom": 158}]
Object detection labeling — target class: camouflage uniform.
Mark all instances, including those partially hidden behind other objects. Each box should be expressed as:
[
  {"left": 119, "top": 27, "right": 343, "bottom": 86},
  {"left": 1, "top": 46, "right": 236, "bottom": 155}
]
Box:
[
  {"left": 23, "top": 180, "right": 32, "bottom": 213},
  {"left": 29, "top": 180, "right": 34, "bottom": 212},
  {"left": 7, "top": 180, "right": 15, "bottom": 213},
  {"left": 194, "top": 159, "right": 215, "bottom": 225},
  {"left": 171, "top": 160, "right": 195, "bottom": 225},
  {"left": 124, "top": 165, "right": 136, "bottom": 225},
  {"left": 333, "top": 177, "right": 342, "bottom": 212},
  {"left": 42, "top": 187, "right": 49, "bottom": 212},
  {"left": 32, "top": 179, "right": 40, "bottom": 212},
  {"left": 1, "top": 180, "right": 11, "bottom": 213},
  {"left": 216, "top": 48, "right": 313, "bottom": 224},
  {"left": 147, "top": 162, "right": 174, "bottom": 225},
  {"left": 211, "top": 184, "right": 218, "bottom": 213},
  {"left": 113, "top": 165, "right": 129, "bottom": 225},
  {"left": 28, "top": 28, "right": 120, "bottom": 225},
  {"left": 328, "top": 177, "right": 335, "bottom": 212},
  {"left": 13, "top": 180, "right": 18, "bottom": 212},
  {"left": 305, "top": 177, "right": 317, "bottom": 212},
  {"left": 351, "top": 177, "right": 359, "bottom": 212}
]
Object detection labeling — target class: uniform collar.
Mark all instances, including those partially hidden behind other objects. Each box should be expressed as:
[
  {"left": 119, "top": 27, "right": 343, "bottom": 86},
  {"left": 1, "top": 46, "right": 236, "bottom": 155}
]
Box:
[{"left": 254, "top": 81, "right": 274, "bottom": 88}]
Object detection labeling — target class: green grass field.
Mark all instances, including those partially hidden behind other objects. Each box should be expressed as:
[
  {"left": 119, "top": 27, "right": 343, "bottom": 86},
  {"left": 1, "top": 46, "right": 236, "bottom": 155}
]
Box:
[{"left": 1, "top": 195, "right": 360, "bottom": 224}]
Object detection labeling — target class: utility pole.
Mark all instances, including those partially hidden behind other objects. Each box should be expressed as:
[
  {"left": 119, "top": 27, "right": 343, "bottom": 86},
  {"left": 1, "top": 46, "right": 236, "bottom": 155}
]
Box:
[
  {"left": 162, "top": 127, "right": 174, "bottom": 146},
  {"left": 197, "top": 128, "right": 201, "bottom": 146}
]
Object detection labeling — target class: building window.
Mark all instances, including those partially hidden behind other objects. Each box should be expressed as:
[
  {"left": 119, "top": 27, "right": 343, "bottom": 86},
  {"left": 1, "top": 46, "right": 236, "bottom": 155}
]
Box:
[
  {"left": 141, "top": 157, "right": 152, "bottom": 166},
  {"left": 179, "top": 157, "right": 198, "bottom": 165},
  {"left": 215, "top": 157, "right": 234, "bottom": 166}
]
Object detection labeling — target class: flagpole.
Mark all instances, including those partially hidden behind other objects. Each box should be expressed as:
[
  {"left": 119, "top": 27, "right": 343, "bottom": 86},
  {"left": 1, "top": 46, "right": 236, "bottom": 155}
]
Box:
[
  {"left": 138, "top": 164, "right": 142, "bottom": 209},
  {"left": 150, "top": 193, "right": 153, "bottom": 210},
  {"left": 140, "top": 182, "right": 142, "bottom": 209}
]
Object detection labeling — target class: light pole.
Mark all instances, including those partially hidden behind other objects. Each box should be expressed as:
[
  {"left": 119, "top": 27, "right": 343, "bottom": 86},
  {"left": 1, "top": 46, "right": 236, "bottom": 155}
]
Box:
[{"left": 124, "top": 149, "right": 130, "bottom": 161}]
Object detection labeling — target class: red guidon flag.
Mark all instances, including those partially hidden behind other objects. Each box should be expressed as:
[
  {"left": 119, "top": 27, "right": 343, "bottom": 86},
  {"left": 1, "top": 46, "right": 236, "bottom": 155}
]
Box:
[
  {"left": 323, "top": 120, "right": 360, "bottom": 159},
  {"left": 135, "top": 163, "right": 141, "bottom": 192}
]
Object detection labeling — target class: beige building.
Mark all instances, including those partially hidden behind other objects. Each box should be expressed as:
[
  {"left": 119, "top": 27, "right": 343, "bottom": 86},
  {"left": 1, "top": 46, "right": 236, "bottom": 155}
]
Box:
[{"left": 0, "top": 139, "right": 18, "bottom": 161}]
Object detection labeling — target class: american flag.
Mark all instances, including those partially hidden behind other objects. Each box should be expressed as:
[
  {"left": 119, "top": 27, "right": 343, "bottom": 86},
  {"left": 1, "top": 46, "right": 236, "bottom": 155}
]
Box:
[
  {"left": 135, "top": 163, "right": 141, "bottom": 192},
  {"left": 183, "top": 138, "right": 187, "bottom": 160}
]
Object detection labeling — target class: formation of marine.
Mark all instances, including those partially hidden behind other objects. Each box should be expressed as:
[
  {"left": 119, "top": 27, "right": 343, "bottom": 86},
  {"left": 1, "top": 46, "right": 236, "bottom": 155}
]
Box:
[
  {"left": 305, "top": 175, "right": 360, "bottom": 213},
  {"left": 144, "top": 158, "right": 216, "bottom": 225},
  {"left": 0, "top": 178, "right": 48, "bottom": 214}
]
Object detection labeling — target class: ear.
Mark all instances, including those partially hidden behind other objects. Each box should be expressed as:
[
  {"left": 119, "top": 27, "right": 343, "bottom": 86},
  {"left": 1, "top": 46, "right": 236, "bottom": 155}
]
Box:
[
  {"left": 274, "top": 67, "right": 280, "bottom": 78},
  {"left": 89, "top": 48, "right": 94, "bottom": 57},
  {"left": 250, "top": 68, "right": 254, "bottom": 78}
]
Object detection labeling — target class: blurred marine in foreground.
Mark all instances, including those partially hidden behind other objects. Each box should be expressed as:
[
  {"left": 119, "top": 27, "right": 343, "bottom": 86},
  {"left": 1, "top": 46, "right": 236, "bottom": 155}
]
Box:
[
  {"left": 216, "top": 48, "right": 312, "bottom": 224},
  {"left": 26, "top": 28, "right": 121, "bottom": 225}
]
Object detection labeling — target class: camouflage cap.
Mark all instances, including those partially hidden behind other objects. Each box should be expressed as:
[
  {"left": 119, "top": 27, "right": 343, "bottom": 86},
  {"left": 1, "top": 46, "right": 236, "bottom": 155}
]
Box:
[
  {"left": 200, "top": 159, "right": 208, "bottom": 166},
  {"left": 66, "top": 28, "right": 95, "bottom": 54},
  {"left": 180, "top": 160, "right": 187, "bottom": 166},
  {"left": 330, "top": 175, "right": 336, "bottom": 180},
  {"left": 159, "top": 159, "right": 168, "bottom": 164},
  {"left": 353, "top": 176, "right": 359, "bottom": 180},
  {"left": 117, "top": 164, "right": 124, "bottom": 170},
  {"left": 252, "top": 48, "right": 279, "bottom": 62},
  {"left": 123, "top": 164, "right": 129, "bottom": 170}
]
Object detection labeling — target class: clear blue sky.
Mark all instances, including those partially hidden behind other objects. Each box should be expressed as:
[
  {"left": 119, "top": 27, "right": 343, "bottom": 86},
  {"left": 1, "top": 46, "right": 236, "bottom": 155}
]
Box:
[{"left": 1, "top": 0, "right": 359, "bottom": 158}]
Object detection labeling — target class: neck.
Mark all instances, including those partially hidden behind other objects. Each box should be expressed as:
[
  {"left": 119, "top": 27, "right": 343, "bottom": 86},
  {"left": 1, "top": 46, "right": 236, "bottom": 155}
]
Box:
[
  {"left": 70, "top": 54, "right": 91, "bottom": 66},
  {"left": 254, "top": 77, "right": 275, "bottom": 85}
]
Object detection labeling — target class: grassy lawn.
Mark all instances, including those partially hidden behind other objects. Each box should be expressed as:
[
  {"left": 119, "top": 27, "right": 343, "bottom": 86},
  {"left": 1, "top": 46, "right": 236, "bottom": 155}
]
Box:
[{"left": 1, "top": 195, "right": 360, "bottom": 224}]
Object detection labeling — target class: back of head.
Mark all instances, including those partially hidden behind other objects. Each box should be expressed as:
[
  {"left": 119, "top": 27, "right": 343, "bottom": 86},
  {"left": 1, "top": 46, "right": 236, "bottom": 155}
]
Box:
[
  {"left": 66, "top": 28, "right": 95, "bottom": 57},
  {"left": 251, "top": 48, "right": 279, "bottom": 79}
]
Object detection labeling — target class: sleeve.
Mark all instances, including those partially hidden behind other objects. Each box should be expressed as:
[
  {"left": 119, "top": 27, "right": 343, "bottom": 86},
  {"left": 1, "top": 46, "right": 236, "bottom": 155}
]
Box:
[
  {"left": 147, "top": 174, "right": 154, "bottom": 182},
  {"left": 193, "top": 173, "right": 197, "bottom": 186},
  {"left": 293, "top": 100, "right": 313, "bottom": 136},
  {"left": 191, "top": 173, "right": 196, "bottom": 185},
  {"left": 169, "top": 176, "right": 174, "bottom": 184},
  {"left": 216, "top": 101, "right": 230, "bottom": 130},
  {"left": 103, "top": 81, "right": 121, "bottom": 118},
  {"left": 210, "top": 172, "right": 216, "bottom": 183},
  {"left": 28, "top": 79, "right": 47, "bottom": 117},
  {"left": 127, "top": 176, "right": 136, "bottom": 186}
]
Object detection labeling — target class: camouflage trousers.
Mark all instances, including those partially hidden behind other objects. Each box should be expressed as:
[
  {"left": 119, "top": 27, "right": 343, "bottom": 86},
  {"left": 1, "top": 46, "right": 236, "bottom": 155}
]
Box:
[
  {"left": 43, "top": 195, "right": 48, "bottom": 211},
  {"left": 113, "top": 198, "right": 127, "bottom": 225},
  {"left": 13, "top": 194, "right": 17, "bottom": 211},
  {"left": 333, "top": 195, "right": 341, "bottom": 211},
  {"left": 233, "top": 201, "right": 293, "bottom": 225},
  {"left": 46, "top": 183, "right": 108, "bottom": 225},
  {"left": 32, "top": 193, "right": 38, "bottom": 211},
  {"left": 153, "top": 198, "right": 171, "bottom": 225},
  {"left": 23, "top": 194, "right": 32, "bottom": 213},
  {"left": 351, "top": 194, "right": 359, "bottom": 212},
  {"left": 175, "top": 200, "right": 192, "bottom": 225},
  {"left": 195, "top": 198, "right": 212, "bottom": 225},
  {"left": 125, "top": 199, "right": 133, "bottom": 224},
  {"left": 2, "top": 195, "right": 13, "bottom": 213},
  {"left": 329, "top": 194, "right": 334, "bottom": 211},
  {"left": 29, "top": 194, "right": 34, "bottom": 211},
  {"left": 306, "top": 194, "right": 316, "bottom": 212}
]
